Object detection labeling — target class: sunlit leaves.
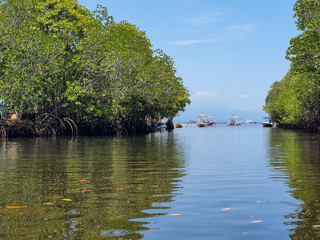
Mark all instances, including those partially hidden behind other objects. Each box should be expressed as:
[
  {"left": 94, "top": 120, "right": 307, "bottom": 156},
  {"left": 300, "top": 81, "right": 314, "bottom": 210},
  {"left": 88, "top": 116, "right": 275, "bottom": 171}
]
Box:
[{"left": 294, "top": 0, "right": 320, "bottom": 31}]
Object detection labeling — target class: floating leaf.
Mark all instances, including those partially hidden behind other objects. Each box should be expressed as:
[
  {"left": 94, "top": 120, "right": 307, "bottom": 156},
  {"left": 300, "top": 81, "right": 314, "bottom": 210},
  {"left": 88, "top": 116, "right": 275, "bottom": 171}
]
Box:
[
  {"left": 114, "top": 188, "right": 124, "bottom": 191},
  {"left": 169, "top": 213, "right": 182, "bottom": 216},
  {"left": 222, "top": 208, "right": 231, "bottom": 211},
  {"left": 6, "top": 206, "right": 27, "bottom": 209},
  {"left": 43, "top": 202, "right": 54, "bottom": 205},
  {"left": 62, "top": 199, "right": 72, "bottom": 202},
  {"left": 250, "top": 220, "right": 263, "bottom": 223}
]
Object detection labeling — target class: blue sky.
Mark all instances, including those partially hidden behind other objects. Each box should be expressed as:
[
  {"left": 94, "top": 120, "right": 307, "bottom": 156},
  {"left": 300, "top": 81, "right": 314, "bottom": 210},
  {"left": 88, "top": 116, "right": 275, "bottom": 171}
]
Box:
[{"left": 78, "top": 0, "right": 298, "bottom": 122}]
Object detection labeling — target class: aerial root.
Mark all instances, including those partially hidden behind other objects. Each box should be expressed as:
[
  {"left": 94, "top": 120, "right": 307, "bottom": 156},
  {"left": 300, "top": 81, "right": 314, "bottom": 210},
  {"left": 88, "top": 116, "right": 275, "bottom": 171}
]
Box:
[
  {"left": 0, "top": 114, "right": 78, "bottom": 138},
  {"left": 62, "top": 117, "right": 78, "bottom": 136}
]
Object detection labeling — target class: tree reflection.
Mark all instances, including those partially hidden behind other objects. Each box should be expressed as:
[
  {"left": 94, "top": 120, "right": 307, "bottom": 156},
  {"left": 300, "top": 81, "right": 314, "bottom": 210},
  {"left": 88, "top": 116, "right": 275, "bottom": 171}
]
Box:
[
  {"left": 0, "top": 132, "right": 187, "bottom": 239},
  {"left": 268, "top": 129, "right": 320, "bottom": 239}
]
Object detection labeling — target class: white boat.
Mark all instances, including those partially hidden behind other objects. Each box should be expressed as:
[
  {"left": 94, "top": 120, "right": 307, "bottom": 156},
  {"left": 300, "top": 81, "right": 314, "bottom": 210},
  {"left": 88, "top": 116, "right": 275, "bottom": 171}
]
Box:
[
  {"left": 227, "top": 115, "right": 242, "bottom": 126},
  {"left": 245, "top": 119, "right": 257, "bottom": 124},
  {"left": 198, "top": 113, "right": 217, "bottom": 127},
  {"left": 262, "top": 117, "right": 272, "bottom": 127},
  {"left": 198, "top": 113, "right": 208, "bottom": 127}
]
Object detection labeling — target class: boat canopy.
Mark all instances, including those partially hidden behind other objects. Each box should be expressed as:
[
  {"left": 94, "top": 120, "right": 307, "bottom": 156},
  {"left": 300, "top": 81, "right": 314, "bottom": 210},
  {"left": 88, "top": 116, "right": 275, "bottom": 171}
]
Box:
[
  {"left": 198, "top": 113, "right": 214, "bottom": 123},
  {"left": 198, "top": 113, "right": 213, "bottom": 120},
  {"left": 228, "top": 115, "right": 240, "bottom": 119},
  {"left": 263, "top": 117, "right": 271, "bottom": 122},
  {"left": 198, "top": 115, "right": 213, "bottom": 119}
]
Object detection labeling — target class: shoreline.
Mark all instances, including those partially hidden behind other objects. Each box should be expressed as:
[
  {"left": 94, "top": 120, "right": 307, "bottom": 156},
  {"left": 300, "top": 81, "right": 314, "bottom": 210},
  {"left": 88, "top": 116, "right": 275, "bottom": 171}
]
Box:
[{"left": 0, "top": 118, "right": 158, "bottom": 138}]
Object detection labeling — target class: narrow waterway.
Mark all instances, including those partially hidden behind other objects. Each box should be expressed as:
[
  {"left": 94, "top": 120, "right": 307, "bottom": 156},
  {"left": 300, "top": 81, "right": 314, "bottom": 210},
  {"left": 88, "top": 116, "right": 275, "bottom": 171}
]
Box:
[{"left": 0, "top": 125, "right": 320, "bottom": 239}]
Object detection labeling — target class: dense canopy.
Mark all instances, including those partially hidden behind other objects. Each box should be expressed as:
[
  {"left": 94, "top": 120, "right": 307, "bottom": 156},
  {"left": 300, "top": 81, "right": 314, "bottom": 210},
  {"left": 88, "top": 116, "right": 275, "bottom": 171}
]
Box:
[
  {"left": 0, "top": 0, "right": 190, "bottom": 136},
  {"left": 264, "top": 0, "right": 320, "bottom": 132}
]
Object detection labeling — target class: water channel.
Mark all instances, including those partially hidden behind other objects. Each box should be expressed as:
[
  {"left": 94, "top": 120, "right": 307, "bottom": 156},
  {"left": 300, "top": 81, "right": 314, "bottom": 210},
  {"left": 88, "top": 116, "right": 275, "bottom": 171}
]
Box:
[{"left": 1, "top": 125, "right": 320, "bottom": 239}]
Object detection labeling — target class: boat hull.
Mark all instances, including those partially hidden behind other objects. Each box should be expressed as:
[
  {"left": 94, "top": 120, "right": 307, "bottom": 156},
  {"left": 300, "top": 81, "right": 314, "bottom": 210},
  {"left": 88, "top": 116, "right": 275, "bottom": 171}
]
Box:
[
  {"left": 262, "top": 122, "right": 273, "bottom": 127},
  {"left": 227, "top": 123, "right": 242, "bottom": 126}
]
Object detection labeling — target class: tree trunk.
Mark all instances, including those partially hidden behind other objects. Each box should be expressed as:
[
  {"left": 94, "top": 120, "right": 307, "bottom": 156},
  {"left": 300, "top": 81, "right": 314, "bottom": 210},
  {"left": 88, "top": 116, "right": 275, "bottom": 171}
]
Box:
[{"left": 166, "top": 116, "right": 174, "bottom": 131}]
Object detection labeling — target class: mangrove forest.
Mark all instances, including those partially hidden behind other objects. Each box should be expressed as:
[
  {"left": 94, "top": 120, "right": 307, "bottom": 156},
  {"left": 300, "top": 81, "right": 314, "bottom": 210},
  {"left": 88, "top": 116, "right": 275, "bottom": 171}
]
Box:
[
  {"left": 0, "top": 0, "right": 190, "bottom": 137},
  {"left": 264, "top": 0, "right": 320, "bottom": 132}
]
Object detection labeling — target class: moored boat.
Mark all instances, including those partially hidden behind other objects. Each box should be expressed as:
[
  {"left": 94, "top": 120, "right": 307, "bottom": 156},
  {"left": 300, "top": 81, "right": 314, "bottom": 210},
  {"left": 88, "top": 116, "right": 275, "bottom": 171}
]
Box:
[
  {"left": 227, "top": 115, "right": 242, "bottom": 126},
  {"left": 198, "top": 113, "right": 216, "bottom": 127},
  {"left": 245, "top": 119, "right": 257, "bottom": 124},
  {"left": 262, "top": 117, "right": 273, "bottom": 127}
]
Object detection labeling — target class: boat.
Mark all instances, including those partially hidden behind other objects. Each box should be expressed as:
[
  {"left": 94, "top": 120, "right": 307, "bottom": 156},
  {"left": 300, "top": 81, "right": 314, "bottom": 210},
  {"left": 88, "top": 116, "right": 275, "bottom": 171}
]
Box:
[
  {"left": 227, "top": 115, "right": 242, "bottom": 126},
  {"left": 198, "top": 113, "right": 217, "bottom": 127},
  {"left": 175, "top": 123, "right": 183, "bottom": 128},
  {"left": 262, "top": 117, "right": 273, "bottom": 127},
  {"left": 245, "top": 119, "right": 257, "bottom": 124}
]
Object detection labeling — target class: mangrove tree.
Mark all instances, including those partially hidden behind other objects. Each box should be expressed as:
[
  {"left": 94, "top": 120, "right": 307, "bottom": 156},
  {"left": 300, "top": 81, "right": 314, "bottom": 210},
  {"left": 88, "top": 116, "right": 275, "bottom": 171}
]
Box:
[
  {"left": 264, "top": 0, "right": 320, "bottom": 132},
  {"left": 0, "top": 0, "right": 190, "bottom": 137}
]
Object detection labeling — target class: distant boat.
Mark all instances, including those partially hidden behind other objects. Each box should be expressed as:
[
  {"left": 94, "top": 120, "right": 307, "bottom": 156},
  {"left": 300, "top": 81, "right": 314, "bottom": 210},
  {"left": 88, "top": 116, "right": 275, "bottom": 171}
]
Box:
[
  {"left": 198, "top": 113, "right": 217, "bottom": 127},
  {"left": 198, "top": 113, "right": 207, "bottom": 127},
  {"left": 175, "top": 124, "right": 183, "bottom": 128},
  {"left": 245, "top": 119, "right": 257, "bottom": 124},
  {"left": 227, "top": 115, "right": 242, "bottom": 126},
  {"left": 262, "top": 117, "right": 273, "bottom": 127}
]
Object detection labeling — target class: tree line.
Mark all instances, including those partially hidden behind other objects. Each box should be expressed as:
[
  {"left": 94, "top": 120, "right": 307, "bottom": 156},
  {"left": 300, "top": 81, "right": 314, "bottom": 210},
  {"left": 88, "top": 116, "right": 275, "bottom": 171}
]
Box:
[
  {"left": 0, "top": 0, "right": 190, "bottom": 136},
  {"left": 264, "top": 0, "right": 320, "bottom": 132}
]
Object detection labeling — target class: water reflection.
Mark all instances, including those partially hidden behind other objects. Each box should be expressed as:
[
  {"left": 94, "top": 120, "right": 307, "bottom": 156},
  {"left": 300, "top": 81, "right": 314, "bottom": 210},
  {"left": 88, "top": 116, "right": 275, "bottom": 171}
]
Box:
[
  {"left": 268, "top": 129, "right": 320, "bottom": 239},
  {"left": 0, "top": 132, "right": 187, "bottom": 239}
]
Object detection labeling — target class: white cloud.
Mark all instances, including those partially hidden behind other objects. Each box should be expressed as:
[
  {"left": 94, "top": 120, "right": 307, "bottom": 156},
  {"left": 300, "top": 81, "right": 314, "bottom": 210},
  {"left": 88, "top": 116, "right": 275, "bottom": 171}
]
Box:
[
  {"left": 226, "top": 24, "right": 257, "bottom": 32},
  {"left": 186, "top": 11, "right": 225, "bottom": 25},
  {"left": 239, "top": 94, "right": 252, "bottom": 99},
  {"left": 169, "top": 39, "right": 219, "bottom": 46},
  {"left": 191, "top": 89, "right": 226, "bottom": 101}
]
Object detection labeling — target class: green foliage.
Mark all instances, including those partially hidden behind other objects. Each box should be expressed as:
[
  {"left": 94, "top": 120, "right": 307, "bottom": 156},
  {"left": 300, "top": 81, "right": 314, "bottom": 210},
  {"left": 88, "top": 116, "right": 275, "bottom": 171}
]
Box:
[
  {"left": 0, "top": 0, "right": 190, "bottom": 134},
  {"left": 264, "top": 0, "right": 320, "bottom": 132}
]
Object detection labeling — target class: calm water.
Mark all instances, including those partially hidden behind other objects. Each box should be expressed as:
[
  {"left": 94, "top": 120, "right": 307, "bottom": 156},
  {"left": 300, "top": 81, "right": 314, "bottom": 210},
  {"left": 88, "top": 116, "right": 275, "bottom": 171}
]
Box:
[{"left": 1, "top": 125, "right": 320, "bottom": 239}]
